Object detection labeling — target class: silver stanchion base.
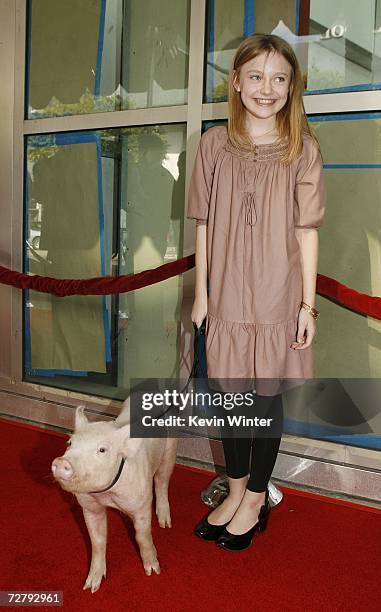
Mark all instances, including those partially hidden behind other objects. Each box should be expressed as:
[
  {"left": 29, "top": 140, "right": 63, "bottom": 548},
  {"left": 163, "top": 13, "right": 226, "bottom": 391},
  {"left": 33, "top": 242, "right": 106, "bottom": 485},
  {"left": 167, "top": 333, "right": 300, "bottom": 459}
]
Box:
[{"left": 201, "top": 475, "right": 283, "bottom": 508}]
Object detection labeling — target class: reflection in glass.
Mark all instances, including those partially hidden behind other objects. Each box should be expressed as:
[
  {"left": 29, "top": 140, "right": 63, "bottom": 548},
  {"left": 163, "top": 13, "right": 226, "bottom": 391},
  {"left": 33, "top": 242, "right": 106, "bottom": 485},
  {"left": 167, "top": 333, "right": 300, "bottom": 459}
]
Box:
[
  {"left": 304, "top": 0, "right": 381, "bottom": 92},
  {"left": 26, "top": 0, "right": 190, "bottom": 118},
  {"left": 204, "top": 0, "right": 381, "bottom": 102},
  {"left": 295, "top": 113, "right": 381, "bottom": 449},
  {"left": 24, "top": 124, "right": 186, "bottom": 399}
]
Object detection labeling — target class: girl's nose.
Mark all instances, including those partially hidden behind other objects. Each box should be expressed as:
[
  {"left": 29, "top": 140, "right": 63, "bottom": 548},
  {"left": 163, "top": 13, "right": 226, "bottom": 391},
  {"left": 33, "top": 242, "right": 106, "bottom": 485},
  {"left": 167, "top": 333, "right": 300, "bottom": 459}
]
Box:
[{"left": 260, "top": 81, "right": 273, "bottom": 95}]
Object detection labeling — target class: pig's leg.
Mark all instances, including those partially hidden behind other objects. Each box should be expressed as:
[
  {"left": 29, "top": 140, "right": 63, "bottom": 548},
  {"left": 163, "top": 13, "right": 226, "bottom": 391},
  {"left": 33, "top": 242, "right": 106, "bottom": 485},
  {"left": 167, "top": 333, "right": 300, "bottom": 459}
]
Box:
[
  {"left": 154, "top": 438, "right": 178, "bottom": 528},
  {"left": 132, "top": 505, "right": 161, "bottom": 576},
  {"left": 82, "top": 507, "right": 108, "bottom": 593}
]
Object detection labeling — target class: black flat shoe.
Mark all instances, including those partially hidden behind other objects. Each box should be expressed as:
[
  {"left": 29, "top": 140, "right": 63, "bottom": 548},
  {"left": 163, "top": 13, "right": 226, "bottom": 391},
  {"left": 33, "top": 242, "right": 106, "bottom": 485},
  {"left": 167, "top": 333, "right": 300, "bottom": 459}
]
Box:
[
  {"left": 216, "top": 489, "right": 270, "bottom": 552},
  {"left": 194, "top": 511, "right": 230, "bottom": 541}
]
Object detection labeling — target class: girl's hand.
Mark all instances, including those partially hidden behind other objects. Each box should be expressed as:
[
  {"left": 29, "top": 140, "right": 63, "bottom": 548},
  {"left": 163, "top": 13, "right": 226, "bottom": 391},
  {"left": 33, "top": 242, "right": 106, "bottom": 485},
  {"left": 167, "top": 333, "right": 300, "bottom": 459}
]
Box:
[
  {"left": 191, "top": 296, "right": 207, "bottom": 329},
  {"left": 290, "top": 306, "right": 316, "bottom": 350}
]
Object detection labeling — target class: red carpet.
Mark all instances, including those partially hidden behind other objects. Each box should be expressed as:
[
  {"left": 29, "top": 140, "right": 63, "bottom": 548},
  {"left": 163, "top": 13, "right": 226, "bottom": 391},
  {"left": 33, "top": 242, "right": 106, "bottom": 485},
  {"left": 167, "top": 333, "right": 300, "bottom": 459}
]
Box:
[{"left": 0, "top": 417, "right": 380, "bottom": 612}]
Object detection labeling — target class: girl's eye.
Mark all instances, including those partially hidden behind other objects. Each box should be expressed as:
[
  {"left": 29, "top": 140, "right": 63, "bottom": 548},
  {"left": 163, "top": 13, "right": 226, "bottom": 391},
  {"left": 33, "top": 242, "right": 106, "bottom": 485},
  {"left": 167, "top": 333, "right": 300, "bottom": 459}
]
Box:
[{"left": 250, "top": 75, "right": 286, "bottom": 82}]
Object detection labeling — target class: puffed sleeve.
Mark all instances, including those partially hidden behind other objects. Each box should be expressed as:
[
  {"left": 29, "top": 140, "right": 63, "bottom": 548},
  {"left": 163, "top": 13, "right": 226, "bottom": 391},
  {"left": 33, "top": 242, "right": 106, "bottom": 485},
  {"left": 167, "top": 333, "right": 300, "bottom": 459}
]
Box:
[
  {"left": 186, "top": 129, "right": 216, "bottom": 226},
  {"left": 294, "top": 136, "right": 327, "bottom": 229}
]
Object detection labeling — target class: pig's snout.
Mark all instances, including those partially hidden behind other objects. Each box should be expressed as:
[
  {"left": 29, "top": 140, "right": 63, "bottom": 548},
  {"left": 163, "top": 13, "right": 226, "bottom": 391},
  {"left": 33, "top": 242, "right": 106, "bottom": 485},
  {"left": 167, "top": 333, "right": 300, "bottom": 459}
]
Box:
[{"left": 51, "top": 457, "right": 74, "bottom": 481}]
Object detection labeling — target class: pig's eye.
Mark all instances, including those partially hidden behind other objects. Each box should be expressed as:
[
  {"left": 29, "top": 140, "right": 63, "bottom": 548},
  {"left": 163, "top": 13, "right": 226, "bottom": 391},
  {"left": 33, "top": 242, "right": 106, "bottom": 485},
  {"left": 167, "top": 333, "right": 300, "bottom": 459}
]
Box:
[{"left": 98, "top": 447, "right": 107, "bottom": 453}]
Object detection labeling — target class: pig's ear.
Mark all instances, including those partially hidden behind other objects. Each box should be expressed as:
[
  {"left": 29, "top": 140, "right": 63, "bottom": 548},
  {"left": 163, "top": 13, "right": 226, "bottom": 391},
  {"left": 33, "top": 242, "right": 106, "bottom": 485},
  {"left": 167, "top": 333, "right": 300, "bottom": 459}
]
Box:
[
  {"left": 115, "top": 423, "right": 143, "bottom": 458},
  {"left": 74, "top": 405, "right": 89, "bottom": 431}
]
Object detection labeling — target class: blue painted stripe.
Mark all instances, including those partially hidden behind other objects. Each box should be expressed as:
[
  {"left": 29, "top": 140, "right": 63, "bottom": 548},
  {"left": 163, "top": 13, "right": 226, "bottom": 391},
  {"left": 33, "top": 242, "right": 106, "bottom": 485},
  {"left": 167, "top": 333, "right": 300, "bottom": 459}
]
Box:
[
  {"left": 309, "top": 112, "right": 381, "bottom": 122},
  {"left": 26, "top": 368, "right": 88, "bottom": 377},
  {"left": 323, "top": 164, "right": 381, "bottom": 169},
  {"left": 295, "top": 0, "right": 300, "bottom": 34},
  {"left": 29, "top": 132, "right": 99, "bottom": 148},
  {"left": 95, "top": 0, "right": 106, "bottom": 96},
  {"left": 306, "top": 82, "right": 381, "bottom": 95},
  {"left": 55, "top": 132, "right": 101, "bottom": 146},
  {"left": 284, "top": 418, "right": 381, "bottom": 450},
  {"left": 244, "top": 0, "right": 254, "bottom": 36}
]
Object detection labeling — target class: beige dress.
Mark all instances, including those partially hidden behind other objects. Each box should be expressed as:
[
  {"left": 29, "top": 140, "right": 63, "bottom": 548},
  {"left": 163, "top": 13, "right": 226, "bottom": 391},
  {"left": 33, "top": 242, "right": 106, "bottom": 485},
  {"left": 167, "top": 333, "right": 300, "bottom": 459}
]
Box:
[{"left": 186, "top": 125, "right": 326, "bottom": 396}]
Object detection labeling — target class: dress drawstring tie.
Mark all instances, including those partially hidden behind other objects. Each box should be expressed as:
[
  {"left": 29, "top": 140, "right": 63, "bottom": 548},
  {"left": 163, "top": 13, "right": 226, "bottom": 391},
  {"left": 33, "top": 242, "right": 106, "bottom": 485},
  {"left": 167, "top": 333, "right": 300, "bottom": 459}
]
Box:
[{"left": 242, "top": 191, "right": 257, "bottom": 226}]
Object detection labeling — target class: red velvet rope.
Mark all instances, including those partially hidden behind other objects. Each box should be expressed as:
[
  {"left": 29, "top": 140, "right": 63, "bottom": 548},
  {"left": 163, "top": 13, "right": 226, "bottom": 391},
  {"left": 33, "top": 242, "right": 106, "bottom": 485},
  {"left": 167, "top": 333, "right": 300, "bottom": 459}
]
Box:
[
  {"left": 316, "top": 273, "right": 381, "bottom": 320},
  {"left": 0, "top": 258, "right": 195, "bottom": 297},
  {"left": 0, "top": 260, "right": 380, "bottom": 320}
]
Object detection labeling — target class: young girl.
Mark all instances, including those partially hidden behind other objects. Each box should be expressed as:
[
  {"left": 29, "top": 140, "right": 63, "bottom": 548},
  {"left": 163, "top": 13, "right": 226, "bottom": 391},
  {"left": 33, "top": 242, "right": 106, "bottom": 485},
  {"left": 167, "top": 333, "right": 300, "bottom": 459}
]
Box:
[{"left": 187, "top": 33, "right": 326, "bottom": 551}]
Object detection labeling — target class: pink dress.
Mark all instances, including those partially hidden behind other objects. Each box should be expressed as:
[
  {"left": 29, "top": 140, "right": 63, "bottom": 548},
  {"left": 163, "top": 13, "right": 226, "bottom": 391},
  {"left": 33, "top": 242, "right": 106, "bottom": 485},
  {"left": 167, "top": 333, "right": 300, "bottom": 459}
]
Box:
[{"left": 187, "top": 125, "right": 327, "bottom": 396}]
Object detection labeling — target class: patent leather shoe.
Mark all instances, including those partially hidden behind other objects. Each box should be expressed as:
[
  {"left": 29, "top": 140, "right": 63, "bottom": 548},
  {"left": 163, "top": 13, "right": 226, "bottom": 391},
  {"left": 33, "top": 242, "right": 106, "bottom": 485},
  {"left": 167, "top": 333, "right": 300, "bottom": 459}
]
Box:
[
  {"left": 216, "top": 489, "right": 270, "bottom": 551},
  {"left": 194, "top": 510, "right": 230, "bottom": 541}
]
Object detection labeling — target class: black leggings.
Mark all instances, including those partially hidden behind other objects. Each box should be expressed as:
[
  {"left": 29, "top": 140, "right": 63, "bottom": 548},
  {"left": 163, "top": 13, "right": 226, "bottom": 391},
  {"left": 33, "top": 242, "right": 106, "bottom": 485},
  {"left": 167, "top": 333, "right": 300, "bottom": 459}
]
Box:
[{"left": 220, "top": 392, "right": 283, "bottom": 493}]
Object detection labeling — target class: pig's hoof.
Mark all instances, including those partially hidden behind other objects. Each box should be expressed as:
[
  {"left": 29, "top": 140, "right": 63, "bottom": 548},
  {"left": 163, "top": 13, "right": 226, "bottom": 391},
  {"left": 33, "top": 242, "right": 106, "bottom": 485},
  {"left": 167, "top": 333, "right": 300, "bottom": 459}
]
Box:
[
  {"left": 156, "top": 506, "right": 172, "bottom": 528},
  {"left": 83, "top": 565, "right": 106, "bottom": 593},
  {"left": 144, "top": 558, "right": 161, "bottom": 576}
]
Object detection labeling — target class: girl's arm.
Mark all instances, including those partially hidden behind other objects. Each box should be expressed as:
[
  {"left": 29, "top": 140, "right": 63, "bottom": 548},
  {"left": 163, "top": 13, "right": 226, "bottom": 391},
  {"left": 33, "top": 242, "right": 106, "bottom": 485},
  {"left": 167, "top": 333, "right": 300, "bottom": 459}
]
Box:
[
  {"left": 186, "top": 130, "right": 217, "bottom": 328},
  {"left": 191, "top": 224, "right": 208, "bottom": 328},
  {"left": 296, "top": 227, "right": 319, "bottom": 308},
  {"left": 291, "top": 137, "right": 326, "bottom": 350},
  {"left": 291, "top": 227, "right": 319, "bottom": 350}
]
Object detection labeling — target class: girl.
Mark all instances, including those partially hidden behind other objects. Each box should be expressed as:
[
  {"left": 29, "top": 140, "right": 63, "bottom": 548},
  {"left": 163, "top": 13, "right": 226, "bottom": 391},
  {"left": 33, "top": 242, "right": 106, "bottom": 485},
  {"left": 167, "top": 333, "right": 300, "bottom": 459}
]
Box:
[{"left": 187, "top": 33, "right": 326, "bottom": 551}]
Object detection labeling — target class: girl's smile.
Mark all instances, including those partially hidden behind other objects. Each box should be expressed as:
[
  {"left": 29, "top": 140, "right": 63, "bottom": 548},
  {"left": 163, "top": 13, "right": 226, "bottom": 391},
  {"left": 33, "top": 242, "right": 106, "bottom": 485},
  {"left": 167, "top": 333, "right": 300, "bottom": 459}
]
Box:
[{"left": 253, "top": 98, "right": 277, "bottom": 105}]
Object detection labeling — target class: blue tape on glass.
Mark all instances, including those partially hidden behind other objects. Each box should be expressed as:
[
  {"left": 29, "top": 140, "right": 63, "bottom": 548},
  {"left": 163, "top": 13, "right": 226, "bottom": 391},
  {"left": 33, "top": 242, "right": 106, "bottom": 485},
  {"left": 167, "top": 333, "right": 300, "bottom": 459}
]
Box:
[
  {"left": 309, "top": 112, "right": 381, "bottom": 122},
  {"left": 306, "top": 83, "right": 381, "bottom": 95},
  {"left": 295, "top": 0, "right": 300, "bottom": 35},
  {"left": 95, "top": 0, "right": 106, "bottom": 97},
  {"left": 244, "top": 0, "right": 255, "bottom": 37},
  {"left": 284, "top": 418, "right": 381, "bottom": 450}
]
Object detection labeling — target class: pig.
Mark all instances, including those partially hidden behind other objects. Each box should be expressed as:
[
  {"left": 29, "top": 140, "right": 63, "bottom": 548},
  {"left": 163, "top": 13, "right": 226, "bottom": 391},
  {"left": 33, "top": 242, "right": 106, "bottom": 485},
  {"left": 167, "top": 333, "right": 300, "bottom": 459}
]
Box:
[{"left": 51, "top": 405, "right": 178, "bottom": 593}]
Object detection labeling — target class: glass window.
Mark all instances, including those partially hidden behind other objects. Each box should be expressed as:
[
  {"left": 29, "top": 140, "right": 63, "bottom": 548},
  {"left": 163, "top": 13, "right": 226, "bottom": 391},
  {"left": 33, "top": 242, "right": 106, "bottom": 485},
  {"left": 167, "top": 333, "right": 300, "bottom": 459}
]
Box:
[
  {"left": 204, "top": 0, "right": 381, "bottom": 102},
  {"left": 24, "top": 124, "right": 186, "bottom": 399},
  {"left": 200, "top": 117, "right": 381, "bottom": 451},
  {"left": 26, "top": 0, "right": 190, "bottom": 118},
  {"left": 311, "top": 112, "right": 381, "bottom": 382},
  {"left": 305, "top": 0, "right": 381, "bottom": 93}
]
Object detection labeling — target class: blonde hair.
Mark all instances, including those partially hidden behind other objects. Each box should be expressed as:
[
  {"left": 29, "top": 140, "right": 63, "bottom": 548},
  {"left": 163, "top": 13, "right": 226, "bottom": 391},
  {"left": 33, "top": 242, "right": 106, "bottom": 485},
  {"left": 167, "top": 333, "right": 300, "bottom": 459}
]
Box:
[{"left": 228, "top": 33, "right": 322, "bottom": 165}]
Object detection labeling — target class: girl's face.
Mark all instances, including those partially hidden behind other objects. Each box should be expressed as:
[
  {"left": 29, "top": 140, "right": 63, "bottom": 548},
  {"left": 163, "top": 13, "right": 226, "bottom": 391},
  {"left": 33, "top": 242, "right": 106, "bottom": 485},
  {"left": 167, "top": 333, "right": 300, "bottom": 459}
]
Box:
[{"left": 233, "top": 51, "right": 292, "bottom": 121}]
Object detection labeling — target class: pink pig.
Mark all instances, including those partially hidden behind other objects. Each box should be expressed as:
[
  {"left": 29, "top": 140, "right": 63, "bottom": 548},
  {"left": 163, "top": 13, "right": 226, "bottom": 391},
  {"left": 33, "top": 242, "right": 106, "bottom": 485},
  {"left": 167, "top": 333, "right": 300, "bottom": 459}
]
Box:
[{"left": 51, "top": 406, "right": 178, "bottom": 593}]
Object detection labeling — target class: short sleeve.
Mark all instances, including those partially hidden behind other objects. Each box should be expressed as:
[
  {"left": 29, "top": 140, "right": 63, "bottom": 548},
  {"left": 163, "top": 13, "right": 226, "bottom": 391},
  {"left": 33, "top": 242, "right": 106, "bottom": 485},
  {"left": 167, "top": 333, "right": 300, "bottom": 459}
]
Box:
[
  {"left": 294, "top": 137, "right": 327, "bottom": 229},
  {"left": 186, "top": 129, "right": 216, "bottom": 226}
]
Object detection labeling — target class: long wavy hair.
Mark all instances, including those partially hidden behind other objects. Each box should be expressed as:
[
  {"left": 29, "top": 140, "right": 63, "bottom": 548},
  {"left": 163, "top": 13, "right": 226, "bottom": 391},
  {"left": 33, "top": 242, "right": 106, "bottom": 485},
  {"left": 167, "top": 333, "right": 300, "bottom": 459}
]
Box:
[{"left": 228, "top": 33, "right": 322, "bottom": 165}]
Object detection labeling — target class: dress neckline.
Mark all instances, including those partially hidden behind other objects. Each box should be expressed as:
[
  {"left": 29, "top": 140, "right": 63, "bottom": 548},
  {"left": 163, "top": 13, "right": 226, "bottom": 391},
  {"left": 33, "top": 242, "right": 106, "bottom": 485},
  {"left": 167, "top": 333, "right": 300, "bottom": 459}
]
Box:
[
  {"left": 220, "top": 125, "right": 288, "bottom": 161},
  {"left": 223, "top": 135, "right": 288, "bottom": 161}
]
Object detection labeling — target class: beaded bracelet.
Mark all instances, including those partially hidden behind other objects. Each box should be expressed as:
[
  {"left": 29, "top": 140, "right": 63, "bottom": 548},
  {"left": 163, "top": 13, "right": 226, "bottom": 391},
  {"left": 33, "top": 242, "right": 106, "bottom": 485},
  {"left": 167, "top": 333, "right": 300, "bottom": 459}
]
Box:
[{"left": 301, "top": 301, "right": 320, "bottom": 319}]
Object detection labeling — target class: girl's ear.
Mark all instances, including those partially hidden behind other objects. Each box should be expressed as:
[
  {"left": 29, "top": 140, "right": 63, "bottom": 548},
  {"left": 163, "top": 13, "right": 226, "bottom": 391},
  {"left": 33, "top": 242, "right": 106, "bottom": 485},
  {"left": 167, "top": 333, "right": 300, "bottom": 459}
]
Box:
[{"left": 232, "top": 71, "right": 240, "bottom": 92}]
